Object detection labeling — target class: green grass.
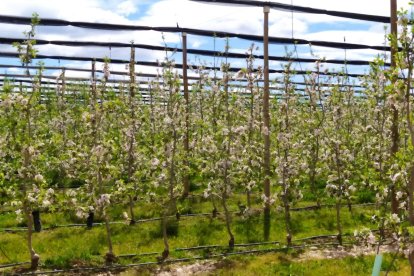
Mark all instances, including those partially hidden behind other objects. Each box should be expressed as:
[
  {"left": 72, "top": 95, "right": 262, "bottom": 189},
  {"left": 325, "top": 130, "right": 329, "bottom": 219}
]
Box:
[
  {"left": 119, "top": 253, "right": 410, "bottom": 276},
  {"left": 0, "top": 202, "right": 377, "bottom": 265},
  {"left": 210, "top": 253, "right": 409, "bottom": 276},
  {"left": 0, "top": 192, "right": 392, "bottom": 274}
]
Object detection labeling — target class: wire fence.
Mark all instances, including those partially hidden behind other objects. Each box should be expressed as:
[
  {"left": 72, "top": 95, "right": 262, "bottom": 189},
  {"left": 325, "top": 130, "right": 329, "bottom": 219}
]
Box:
[
  {"left": 0, "top": 203, "right": 376, "bottom": 233},
  {"left": 5, "top": 238, "right": 383, "bottom": 275}
]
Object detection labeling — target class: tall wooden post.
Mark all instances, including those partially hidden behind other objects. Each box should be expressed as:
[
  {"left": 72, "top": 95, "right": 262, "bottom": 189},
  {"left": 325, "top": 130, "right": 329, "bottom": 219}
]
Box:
[
  {"left": 263, "top": 5, "right": 271, "bottom": 240},
  {"left": 61, "top": 69, "right": 65, "bottom": 95},
  {"left": 128, "top": 45, "right": 137, "bottom": 224},
  {"left": 38, "top": 72, "right": 42, "bottom": 96},
  {"left": 87, "top": 59, "right": 97, "bottom": 226},
  {"left": 130, "top": 45, "right": 136, "bottom": 98},
  {"left": 182, "top": 32, "right": 190, "bottom": 198},
  {"left": 390, "top": 0, "right": 399, "bottom": 214},
  {"left": 92, "top": 60, "right": 96, "bottom": 81},
  {"left": 91, "top": 59, "right": 96, "bottom": 103}
]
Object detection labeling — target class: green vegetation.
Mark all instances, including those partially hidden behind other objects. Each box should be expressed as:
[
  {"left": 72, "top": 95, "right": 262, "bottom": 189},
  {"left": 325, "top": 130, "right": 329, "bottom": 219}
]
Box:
[
  {"left": 0, "top": 199, "right": 377, "bottom": 269},
  {"left": 1, "top": 8, "right": 414, "bottom": 276}
]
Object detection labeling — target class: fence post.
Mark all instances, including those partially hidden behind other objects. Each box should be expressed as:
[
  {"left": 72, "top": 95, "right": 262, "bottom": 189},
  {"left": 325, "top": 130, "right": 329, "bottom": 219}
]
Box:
[
  {"left": 263, "top": 5, "right": 271, "bottom": 241},
  {"left": 390, "top": 0, "right": 399, "bottom": 215},
  {"left": 182, "top": 32, "right": 190, "bottom": 198}
]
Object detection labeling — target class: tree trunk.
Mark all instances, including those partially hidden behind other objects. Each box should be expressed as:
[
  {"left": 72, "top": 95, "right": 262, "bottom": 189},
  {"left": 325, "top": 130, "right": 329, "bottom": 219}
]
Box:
[
  {"left": 263, "top": 208, "right": 271, "bottom": 241},
  {"left": 25, "top": 206, "right": 39, "bottom": 270},
  {"left": 212, "top": 199, "right": 218, "bottom": 218},
  {"left": 161, "top": 211, "right": 169, "bottom": 260},
  {"left": 221, "top": 196, "right": 234, "bottom": 249},
  {"left": 104, "top": 213, "right": 116, "bottom": 264},
  {"left": 246, "top": 190, "right": 251, "bottom": 209},
  {"left": 128, "top": 195, "right": 136, "bottom": 225},
  {"left": 310, "top": 164, "right": 321, "bottom": 208},
  {"left": 347, "top": 197, "right": 353, "bottom": 215},
  {"left": 283, "top": 196, "right": 292, "bottom": 246},
  {"left": 335, "top": 199, "right": 343, "bottom": 245}
]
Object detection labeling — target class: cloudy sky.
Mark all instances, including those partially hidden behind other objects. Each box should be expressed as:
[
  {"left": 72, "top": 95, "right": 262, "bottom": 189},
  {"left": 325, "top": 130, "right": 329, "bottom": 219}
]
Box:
[{"left": 0, "top": 0, "right": 412, "bottom": 81}]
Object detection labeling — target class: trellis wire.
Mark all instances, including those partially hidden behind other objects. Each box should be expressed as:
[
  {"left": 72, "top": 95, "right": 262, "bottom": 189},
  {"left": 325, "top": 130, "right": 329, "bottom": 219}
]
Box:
[{"left": 0, "top": 203, "right": 376, "bottom": 233}]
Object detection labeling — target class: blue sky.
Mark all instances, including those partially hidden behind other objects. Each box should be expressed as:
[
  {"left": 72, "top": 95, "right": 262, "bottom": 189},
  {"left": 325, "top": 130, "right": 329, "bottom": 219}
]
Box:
[{"left": 0, "top": 0, "right": 412, "bottom": 85}]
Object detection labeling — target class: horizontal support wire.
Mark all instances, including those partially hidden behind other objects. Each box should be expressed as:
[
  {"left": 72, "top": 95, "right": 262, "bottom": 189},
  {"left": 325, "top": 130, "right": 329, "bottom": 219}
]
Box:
[
  {"left": 0, "top": 35, "right": 396, "bottom": 52},
  {"left": 0, "top": 51, "right": 387, "bottom": 67},
  {"left": 0, "top": 203, "right": 376, "bottom": 233},
  {"left": 1, "top": 233, "right": 390, "bottom": 273},
  {"left": 0, "top": 262, "right": 30, "bottom": 269},
  {"left": 190, "top": 0, "right": 399, "bottom": 24},
  {"left": 0, "top": 3, "right": 409, "bottom": 32},
  {"left": 0, "top": 73, "right": 364, "bottom": 88},
  {"left": 14, "top": 241, "right": 362, "bottom": 275},
  {"left": 0, "top": 64, "right": 372, "bottom": 80}
]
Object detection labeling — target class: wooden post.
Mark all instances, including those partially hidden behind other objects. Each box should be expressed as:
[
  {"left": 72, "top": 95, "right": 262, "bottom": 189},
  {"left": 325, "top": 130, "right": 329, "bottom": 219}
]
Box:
[
  {"left": 390, "top": 0, "right": 399, "bottom": 214},
  {"left": 263, "top": 5, "right": 271, "bottom": 241},
  {"left": 38, "top": 72, "right": 42, "bottom": 96},
  {"left": 91, "top": 59, "right": 97, "bottom": 103},
  {"left": 182, "top": 32, "right": 190, "bottom": 198},
  {"left": 90, "top": 59, "right": 97, "bottom": 192},
  {"left": 61, "top": 68, "right": 66, "bottom": 96},
  {"left": 130, "top": 45, "right": 136, "bottom": 98},
  {"left": 128, "top": 44, "right": 137, "bottom": 224}
]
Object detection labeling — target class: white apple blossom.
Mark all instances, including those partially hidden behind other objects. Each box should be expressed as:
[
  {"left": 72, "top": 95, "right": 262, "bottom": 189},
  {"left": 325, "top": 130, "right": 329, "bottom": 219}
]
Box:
[
  {"left": 42, "top": 199, "right": 51, "bottom": 208},
  {"left": 390, "top": 213, "right": 401, "bottom": 224},
  {"left": 151, "top": 158, "right": 160, "bottom": 167},
  {"left": 391, "top": 172, "right": 401, "bottom": 183}
]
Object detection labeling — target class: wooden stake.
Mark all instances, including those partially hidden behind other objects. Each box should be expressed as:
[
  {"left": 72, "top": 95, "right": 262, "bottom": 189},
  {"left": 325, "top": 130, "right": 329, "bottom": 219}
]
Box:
[
  {"left": 182, "top": 32, "right": 190, "bottom": 198},
  {"left": 263, "top": 5, "right": 271, "bottom": 240},
  {"left": 390, "top": 0, "right": 399, "bottom": 214}
]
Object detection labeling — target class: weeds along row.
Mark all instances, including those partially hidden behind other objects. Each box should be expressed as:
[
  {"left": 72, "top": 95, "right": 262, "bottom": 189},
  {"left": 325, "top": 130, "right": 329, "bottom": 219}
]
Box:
[
  {"left": 0, "top": 201, "right": 377, "bottom": 233},
  {"left": 1, "top": 12, "right": 414, "bottom": 271},
  {"left": 1, "top": 241, "right": 353, "bottom": 275}
]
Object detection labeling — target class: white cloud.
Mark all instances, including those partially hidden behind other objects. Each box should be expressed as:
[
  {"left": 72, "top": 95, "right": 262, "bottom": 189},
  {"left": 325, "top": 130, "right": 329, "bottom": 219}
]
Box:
[
  {"left": 116, "top": 1, "right": 138, "bottom": 16},
  {"left": 269, "top": 17, "right": 308, "bottom": 37},
  {"left": 0, "top": 0, "right": 412, "bottom": 78},
  {"left": 191, "top": 39, "right": 203, "bottom": 48},
  {"left": 303, "top": 30, "right": 385, "bottom": 46}
]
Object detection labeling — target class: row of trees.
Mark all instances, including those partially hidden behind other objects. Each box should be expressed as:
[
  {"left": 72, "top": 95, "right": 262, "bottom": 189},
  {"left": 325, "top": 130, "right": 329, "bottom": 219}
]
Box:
[{"left": 0, "top": 11, "right": 414, "bottom": 273}]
